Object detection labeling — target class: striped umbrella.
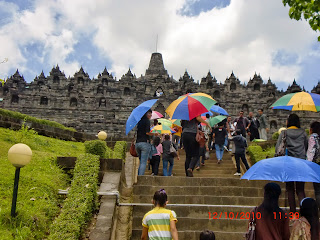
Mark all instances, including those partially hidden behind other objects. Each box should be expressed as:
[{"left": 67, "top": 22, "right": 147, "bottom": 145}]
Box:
[
  {"left": 150, "top": 125, "right": 176, "bottom": 134},
  {"left": 166, "top": 92, "right": 216, "bottom": 120},
  {"left": 170, "top": 119, "right": 182, "bottom": 127},
  {"left": 270, "top": 92, "right": 320, "bottom": 112},
  {"left": 158, "top": 118, "right": 173, "bottom": 127}
]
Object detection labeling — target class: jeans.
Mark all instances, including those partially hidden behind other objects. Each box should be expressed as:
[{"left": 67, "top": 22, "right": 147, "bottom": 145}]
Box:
[
  {"left": 235, "top": 153, "right": 250, "bottom": 173},
  {"left": 163, "top": 158, "right": 174, "bottom": 176},
  {"left": 215, "top": 144, "right": 224, "bottom": 161},
  {"left": 135, "top": 142, "right": 151, "bottom": 175}
]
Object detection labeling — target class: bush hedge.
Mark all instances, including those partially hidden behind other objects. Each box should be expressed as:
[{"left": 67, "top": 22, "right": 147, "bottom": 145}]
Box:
[
  {"left": 48, "top": 154, "right": 100, "bottom": 240},
  {"left": 247, "top": 145, "right": 275, "bottom": 164},
  {"left": 84, "top": 140, "right": 106, "bottom": 158},
  {"left": 0, "top": 108, "right": 75, "bottom": 132},
  {"left": 113, "top": 141, "right": 127, "bottom": 160},
  {"left": 272, "top": 131, "right": 279, "bottom": 140},
  {"left": 85, "top": 140, "right": 127, "bottom": 160}
]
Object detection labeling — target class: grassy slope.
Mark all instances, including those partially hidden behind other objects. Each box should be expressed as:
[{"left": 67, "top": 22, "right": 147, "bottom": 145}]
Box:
[{"left": 0, "top": 127, "right": 84, "bottom": 240}]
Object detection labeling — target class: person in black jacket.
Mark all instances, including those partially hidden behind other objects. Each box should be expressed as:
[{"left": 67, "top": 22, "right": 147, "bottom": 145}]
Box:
[{"left": 230, "top": 129, "right": 250, "bottom": 176}]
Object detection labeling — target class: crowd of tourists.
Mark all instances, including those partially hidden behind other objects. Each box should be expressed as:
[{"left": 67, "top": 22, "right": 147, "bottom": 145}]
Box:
[
  {"left": 135, "top": 108, "right": 269, "bottom": 177},
  {"left": 136, "top": 110, "right": 320, "bottom": 240}
]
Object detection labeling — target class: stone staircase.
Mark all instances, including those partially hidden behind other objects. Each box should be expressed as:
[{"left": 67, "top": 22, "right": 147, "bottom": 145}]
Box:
[{"left": 130, "top": 150, "right": 315, "bottom": 240}]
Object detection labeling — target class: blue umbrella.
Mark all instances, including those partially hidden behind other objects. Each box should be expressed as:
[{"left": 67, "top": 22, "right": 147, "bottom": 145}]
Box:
[
  {"left": 201, "top": 111, "right": 213, "bottom": 117},
  {"left": 125, "top": 99, "right": 158, "bottom": 135},
  {"left": 241, "top": 156, "right": 320, "bottom": 183},
  {"left": 210, "top": 105, "right": 229, "bottom": 116}
]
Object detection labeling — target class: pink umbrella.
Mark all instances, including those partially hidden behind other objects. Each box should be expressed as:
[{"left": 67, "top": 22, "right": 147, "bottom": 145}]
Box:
[{"left": 151, "top": 111, "right": 163, "bottom": 119}]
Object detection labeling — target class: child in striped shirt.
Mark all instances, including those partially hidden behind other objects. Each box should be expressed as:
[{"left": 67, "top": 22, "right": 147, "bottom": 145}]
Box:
[{"left": 141, "top": 189, "right": 178, "bottom": 240}]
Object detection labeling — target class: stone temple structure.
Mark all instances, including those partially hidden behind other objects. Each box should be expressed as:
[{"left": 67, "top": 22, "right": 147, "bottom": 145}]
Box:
[{"left": 0, "top": 52, "right": 319, "bottom": 139}]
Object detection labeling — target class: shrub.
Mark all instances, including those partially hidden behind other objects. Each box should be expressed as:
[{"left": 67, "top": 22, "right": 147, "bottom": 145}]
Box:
[
  {"left": 0, "top": 108, "right": 75, "bottom": 132},
  {"left": 113, "top": 141, "right": 127, "bottom": 160},
  {"left": 247, "top": 145, "right": 275, "bottom": 164},
  {"left": 105, "top": 146, "right": 114, "bottom": 159},
  {"left": 48, "top": 154, "right": 100, "bottom": 240},
  {"left": 272, "top": 131, "right": 279, "bottom": 140},
  {"left": 305, "top": 128, "right": 310, "bottom": 136},
  {"left": 84, "top": 140, "right": 106, "bottom": 158}
]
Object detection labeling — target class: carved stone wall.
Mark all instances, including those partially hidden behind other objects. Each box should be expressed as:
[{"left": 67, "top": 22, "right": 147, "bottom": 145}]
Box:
[{"left": 0, "top": 52, "right": 318, "bottom": 140}]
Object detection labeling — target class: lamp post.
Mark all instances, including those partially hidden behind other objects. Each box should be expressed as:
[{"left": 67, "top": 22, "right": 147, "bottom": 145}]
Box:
[
  {"left": 98, "top": 131, "right": 107, "bottom": 141},
  {"left": 8, "top": 143, "right": 32, "bottom": 217}
]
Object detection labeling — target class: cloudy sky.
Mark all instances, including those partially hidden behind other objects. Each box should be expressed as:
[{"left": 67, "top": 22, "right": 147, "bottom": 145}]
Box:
[{"left": 0, "top": 0, "right": 319, "bottom": 91}]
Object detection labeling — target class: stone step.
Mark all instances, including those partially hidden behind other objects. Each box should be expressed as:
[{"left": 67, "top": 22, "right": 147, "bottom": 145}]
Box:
[
  {"left": 132, "top": 216, "right": 248, "bottom": 231},
  {"left": 150, "top": 161, "right": 235, "bottom": 167},
  {"left": 131, "top": 229, "right": 245, "bottom": 240},
  {"left": 132, "top": 205, "right": 255, "bottom": 219},
  {"left": 133, "top": 185, "right": 315, "bottom": 197},
  {"left": 147, "top": 169, "right": 237, "bottom": 175},
  {"left": 135, "top": 176, "right": 315, "bottom": 189},
  {"left": 133, "top": 195, "right": 292, "bottom": 206},
  {"left": 171, "top": 173, "right": 240, "bottom": 177}
]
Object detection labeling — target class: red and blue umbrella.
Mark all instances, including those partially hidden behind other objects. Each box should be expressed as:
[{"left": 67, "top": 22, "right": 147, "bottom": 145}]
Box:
[{"left": 166, "top": 93, "right": 216, "bottom": 120}]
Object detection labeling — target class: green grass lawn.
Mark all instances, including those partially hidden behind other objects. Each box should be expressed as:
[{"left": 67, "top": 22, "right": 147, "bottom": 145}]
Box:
[{"left": 0, "top": 127, "right": 85, "bottom": 240}]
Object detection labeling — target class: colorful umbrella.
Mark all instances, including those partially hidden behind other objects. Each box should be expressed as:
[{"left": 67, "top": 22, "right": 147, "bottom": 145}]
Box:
[
  {"left": 158, "top": 118, "right": 173, "bottom": 127},
  {"left": 150, "top": 125, "right": 176, "bottom": 134},
  {"left": 209, "top": 115, "right": 227, "bottom": 127},
  {"left": 210, "top": 105, "right": 229, "bottom": 116},
  {"left": 241, "top": 155, "right": 320, "bottom": 183},
  {"left": 170, "top": 119, "right": 182, "bottom": 127},
  {"left": 166, "top": 92, "right": 216, "bottom": 120},
  {"left": 151, "top": 111, "right": 163, "bottom": 119},
  {"left": 125, "top": 99, "right": 158, "bottom": 135},
  {"left": 270, "top": 92, "right": 320, "bottom": 112}
]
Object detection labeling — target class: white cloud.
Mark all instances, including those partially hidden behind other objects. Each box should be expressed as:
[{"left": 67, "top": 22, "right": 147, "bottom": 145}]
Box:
[{"left": 0, "top": 0, "right": 318, "bottom": 88}]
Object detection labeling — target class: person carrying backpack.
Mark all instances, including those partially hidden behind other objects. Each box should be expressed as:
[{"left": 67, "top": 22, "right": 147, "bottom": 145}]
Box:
[{"left": 307, "top": 121, "right": 320, "bottom": 213}]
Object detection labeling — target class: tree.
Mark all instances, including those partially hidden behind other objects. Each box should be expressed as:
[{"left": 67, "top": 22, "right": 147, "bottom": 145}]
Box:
[{"left": 283, "top": 0, "right": 320, "bottom": 41}]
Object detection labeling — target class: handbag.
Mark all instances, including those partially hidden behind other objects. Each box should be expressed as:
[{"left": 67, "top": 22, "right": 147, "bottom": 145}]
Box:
[
  {"left": 245, "top": 207, "right": 257, "bottom": 240},
  {"left": 170, "top": 143, "right": 178, "bottom": 157},
  {"left": 275, "top": 130, "right": 287, "bottom": 157},
  {"left": 130, "top": 138, "right": 138, "bottom": 157}
]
